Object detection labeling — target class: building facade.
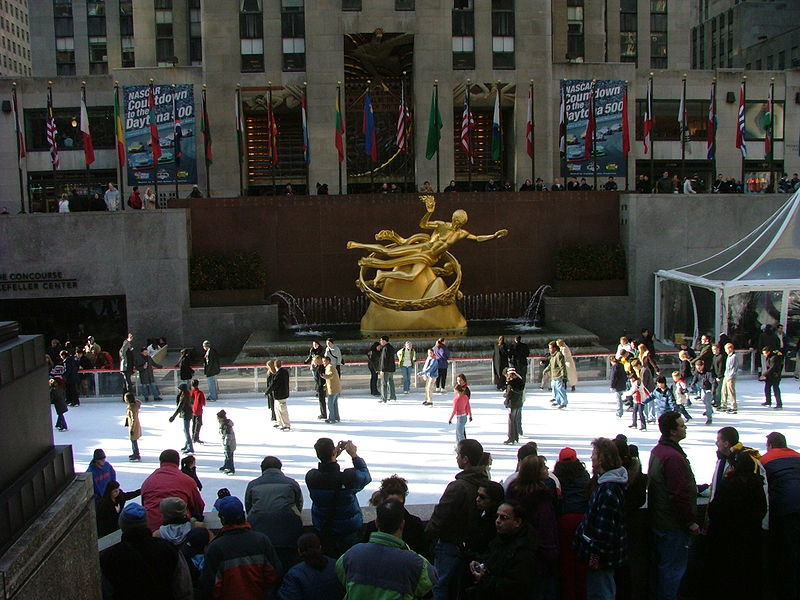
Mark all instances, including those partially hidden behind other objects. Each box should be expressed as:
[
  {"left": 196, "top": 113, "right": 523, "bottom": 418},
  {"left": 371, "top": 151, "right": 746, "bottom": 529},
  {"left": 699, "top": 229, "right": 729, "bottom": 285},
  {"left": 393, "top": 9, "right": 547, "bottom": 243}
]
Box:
[
  {"left": 0, "top": 0, "right": 31, "bottom": 78},
  {"left": 2, "top": 0, "right": 798, "bottom": 212}
]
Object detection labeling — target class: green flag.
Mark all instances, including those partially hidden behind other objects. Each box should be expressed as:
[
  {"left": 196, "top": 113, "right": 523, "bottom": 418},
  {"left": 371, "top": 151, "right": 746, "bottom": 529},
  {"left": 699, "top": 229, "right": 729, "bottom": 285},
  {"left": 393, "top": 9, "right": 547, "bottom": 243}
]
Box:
[{"left": 425, "top": 86, "right": 442, "bottom": 160}]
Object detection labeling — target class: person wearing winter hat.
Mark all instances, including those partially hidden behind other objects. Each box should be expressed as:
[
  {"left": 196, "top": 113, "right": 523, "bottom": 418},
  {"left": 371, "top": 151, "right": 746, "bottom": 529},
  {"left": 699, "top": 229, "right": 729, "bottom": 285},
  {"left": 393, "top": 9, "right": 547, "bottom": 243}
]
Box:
[
  {"left": 201, "top": 496, "right": 282, "bottom": 598},
  {"left": 87, "top": 448, "right": 116, "bottom": 501},
  {"left": 100, "top": 502, "right": 193, "bottom": 598},
  {"left": 217, "top": 410, "right": 237, "bottom": 475},
  {"left": 153, "top": 497, "right": 202, "bottom": 547},
  {"left": 169, "top": 383, "right": 194, "bottom": 454}
]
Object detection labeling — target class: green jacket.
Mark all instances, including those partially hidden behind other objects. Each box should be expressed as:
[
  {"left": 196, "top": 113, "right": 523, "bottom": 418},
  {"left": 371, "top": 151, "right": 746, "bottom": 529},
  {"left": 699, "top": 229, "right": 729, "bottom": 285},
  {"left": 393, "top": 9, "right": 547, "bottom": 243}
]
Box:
[
  {"left": 546, "top": 350, "right": 567, "bottom": 381},
  {"left": 336, "top": 531, "right": 436, "bottom": 599}
]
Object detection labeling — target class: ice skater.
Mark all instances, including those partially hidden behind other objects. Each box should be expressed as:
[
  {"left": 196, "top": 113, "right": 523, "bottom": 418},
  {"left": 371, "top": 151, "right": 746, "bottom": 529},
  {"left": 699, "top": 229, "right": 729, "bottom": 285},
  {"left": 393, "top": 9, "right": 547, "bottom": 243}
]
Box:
[
  {"left": 217, "top": 409, "right": 236, "bottom": 475},
  {"left": 448, "top": 384, "right": 472, "bottom": 443}
]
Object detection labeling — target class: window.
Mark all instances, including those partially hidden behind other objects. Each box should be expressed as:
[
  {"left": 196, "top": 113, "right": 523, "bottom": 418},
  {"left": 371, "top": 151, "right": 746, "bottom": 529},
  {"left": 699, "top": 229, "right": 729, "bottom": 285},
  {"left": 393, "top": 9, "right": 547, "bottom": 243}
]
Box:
[
  {"left": 155, "top": 9, "right": 173, "bottom": 64},
  {"left": 778, "top": 50, "right": 785, "bottom": 70},
  {"left": 755, "top": 59, "right": 762, "bottom": 69},
  {"left": 88, "top": 36, "right": 107, "bottom": 74},
  {"left": 87, "top": 1, "right": 104, "bottom": 16},
  {"left": 281, "top": 0, "right": 305, "bottom": 71},
  {"left": 620, "top": 0, "right": 637, "bottom": 64},
  {"left": 491, "top": 0, "right": 514, "bottom": 68},
  {"left": 567, "top": 0, "right": 584, "bottom": 61},
  {"left": 154, "top": 0, "right": 172, "bottom": 7},
  {"left": 189, "top": 0, "right": 201, "bottom": 64},
  {"left": 240, "top": 0, "right": 263, "bottom": 71},
  {"left": 53, "top": 0, "right": 72, "bottom": 18},
  {"left": 121, "top": 36, "right": 134, "bottom": 67},
  {"left": 55, "top": 36, "right": 74, "bottom": 75},
  {"left": 395, "top": 0, "right": 414, "bottom": 9},
  {"left": 452, "top": 3, "right": 474, "bottom": 69},
  {"left": 342, "top": 0, "right": 361, "bottom": 9},
  {"left": 650, "top": 0, "right": 667, "bottom": 68}
]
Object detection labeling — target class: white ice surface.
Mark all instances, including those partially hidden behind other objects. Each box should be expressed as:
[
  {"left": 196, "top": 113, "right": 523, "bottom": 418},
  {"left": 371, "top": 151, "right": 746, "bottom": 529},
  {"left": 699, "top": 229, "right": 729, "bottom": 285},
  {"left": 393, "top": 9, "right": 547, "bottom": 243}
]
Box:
[{"left": 59, "top": 379, "right": 800, "bottom": 510}]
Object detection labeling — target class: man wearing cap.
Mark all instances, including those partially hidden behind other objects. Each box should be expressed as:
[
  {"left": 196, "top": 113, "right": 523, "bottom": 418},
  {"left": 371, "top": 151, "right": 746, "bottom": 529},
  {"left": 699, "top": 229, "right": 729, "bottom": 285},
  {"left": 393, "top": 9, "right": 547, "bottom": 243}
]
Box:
[
  {"left": 141, "top": 449, "right": 205, "bottom": 531},
  {"left": 100, "top": 502, "right": 193, "bottom": 599},
  {"left": 503, "top": 368, "right": 525, "bottom": 445},
  {"left": 201, "top": 496, "right": 282, "bottom": 599},
  {"left": 337, "top": 499, "right": 437, "bottom": 598},
  {"left": 202, "top": 340, "right": 220, "bottom": 402},
  {"left": 87, "top": 449, "right": 116, "bottom": 502}
]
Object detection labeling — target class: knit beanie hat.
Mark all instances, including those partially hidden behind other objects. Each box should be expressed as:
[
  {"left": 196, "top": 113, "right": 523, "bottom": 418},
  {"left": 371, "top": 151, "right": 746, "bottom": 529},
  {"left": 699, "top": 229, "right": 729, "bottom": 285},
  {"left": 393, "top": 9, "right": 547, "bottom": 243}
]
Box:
[
  {"left": 159, "top": 497, "right": 187, "bottom": 523},
  {"left": 118, "top": 503, "right": 147, "bottom": 530}
]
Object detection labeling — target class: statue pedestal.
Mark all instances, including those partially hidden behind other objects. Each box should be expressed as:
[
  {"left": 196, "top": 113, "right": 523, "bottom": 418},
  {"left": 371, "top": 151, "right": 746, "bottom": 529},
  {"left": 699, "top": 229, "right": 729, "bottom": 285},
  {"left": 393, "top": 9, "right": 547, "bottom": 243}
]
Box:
[{"left": 359, "top": 266, "right": 467, "bottom": 336}]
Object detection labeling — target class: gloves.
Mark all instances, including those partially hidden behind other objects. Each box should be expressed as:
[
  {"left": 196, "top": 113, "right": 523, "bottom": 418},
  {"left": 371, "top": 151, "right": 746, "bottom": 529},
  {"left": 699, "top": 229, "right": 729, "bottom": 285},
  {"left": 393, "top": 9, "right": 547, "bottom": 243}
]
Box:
[{"left": 168, "top": 416, "right": 175, "bottom": 423}]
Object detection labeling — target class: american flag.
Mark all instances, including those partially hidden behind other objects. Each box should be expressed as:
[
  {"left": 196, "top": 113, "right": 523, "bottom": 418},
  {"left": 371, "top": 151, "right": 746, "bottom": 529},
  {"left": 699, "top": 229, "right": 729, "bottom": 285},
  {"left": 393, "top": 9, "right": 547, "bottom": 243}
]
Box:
[
  {"left": 460, "top": 89, "right": 474, "bottom": 163},
  {"left": 736, "top": 82, "right": 747, "bottom": 158},
  {"left": 46, "top": 94, "right": 59, "bottom": 169},
  {"left": 395, "top": 81, "right": 411, "bottom": 153}
]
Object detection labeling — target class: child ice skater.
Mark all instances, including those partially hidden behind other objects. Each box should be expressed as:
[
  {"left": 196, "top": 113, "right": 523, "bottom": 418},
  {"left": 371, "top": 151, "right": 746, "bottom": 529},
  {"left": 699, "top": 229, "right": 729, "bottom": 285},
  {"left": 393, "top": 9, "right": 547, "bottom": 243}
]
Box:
[
  {"left": 448, "top": 383, "right": 473, "bottom": 442},
  {"left": 216, "top": 410, "right": 236, "bottom": 475}
]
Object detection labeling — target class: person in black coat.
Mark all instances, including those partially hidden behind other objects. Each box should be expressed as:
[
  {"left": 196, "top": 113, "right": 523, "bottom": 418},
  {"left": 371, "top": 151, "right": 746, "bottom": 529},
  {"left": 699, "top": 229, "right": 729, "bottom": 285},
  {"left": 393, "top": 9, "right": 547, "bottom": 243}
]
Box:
[
  {"left": 377, "top": 336, "right": 397, "bottom": 403},
  {"left": 95, "top": 480, "right": 142, "bottom": 538},
  {"left": 365, "top": 341, "right": 381, "bottom": 397},
  {"left": 176, "top": 348, "right": 194, "bottom": 386},
  {"left": 509, "top": 336, "right": 530, "bottom": 383},
  {"left": 50, "top": 377, "right": 69, "bottom": 431},
  {"left": 492, "top": 336, "right": 509, "bottom": 391},
  {"left": 503, "top": 369, "right": 525, "bottom": 445}
]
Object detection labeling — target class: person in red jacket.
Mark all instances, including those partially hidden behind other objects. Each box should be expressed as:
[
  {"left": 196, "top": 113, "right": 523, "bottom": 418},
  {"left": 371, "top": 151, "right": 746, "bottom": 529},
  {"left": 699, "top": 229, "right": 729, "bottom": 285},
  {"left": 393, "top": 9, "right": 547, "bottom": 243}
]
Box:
[
  {"left": 140, "top": 449, "right": 205, "bottom": 531},
  {"left": 190, "top": 378, "right": 206, "bottom": 443}
]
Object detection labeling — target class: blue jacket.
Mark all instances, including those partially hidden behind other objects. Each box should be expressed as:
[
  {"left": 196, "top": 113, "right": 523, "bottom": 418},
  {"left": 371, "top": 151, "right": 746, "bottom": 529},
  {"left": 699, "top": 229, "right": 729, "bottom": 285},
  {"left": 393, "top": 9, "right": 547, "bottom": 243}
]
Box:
[
  {"left": 306, "top": 457, "right": 371, "bottom": 537},
  {"left": 278, "top": 556, "right": 343, "bottom": 600},
  {"left": 87, "top": 460, "right": 117, "bottom": 499},
  {"left": 644, "top": 387, "right": 676, "bottom": 417}
]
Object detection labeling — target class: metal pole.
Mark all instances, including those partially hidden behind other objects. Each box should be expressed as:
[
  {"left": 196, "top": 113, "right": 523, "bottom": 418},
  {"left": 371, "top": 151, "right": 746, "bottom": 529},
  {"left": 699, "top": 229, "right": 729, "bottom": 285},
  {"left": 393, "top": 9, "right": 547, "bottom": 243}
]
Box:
[
  {"left": 402, "top": 73, "right": 409, "bottom": 193},
  {"left": 48, "top": 82, "right": 58, "bottom": 212},
  {"left": 466, "top": 78, "right": 472, "bottom": 191},
  {"left": 530, "top": 80, "right": 535, "bottom": 185},
  {"left": 592, "top": 80, "right": 598, "bottom": 191},
  {"left": 303, "top": 81, "right": 309, "bottom": 195},
  {"left": 203, "top": 85, "right": 211, "bottom": 196},
  {"left": 115, "top": 82, "right": 125, "bottom": 204},
  {"left": 172, "top": 84, "right": 179, "bottom": 203},
  {"left": 710, "top": 78, "right": 716, "bottom": 191},
  {"left": 435, "top": 80, "right": 440, "bottom": 193},
  {"left": 367, "top": 81, "right": 374, "bottom": 193},
  {"left": 12, "top": 82, "right": 26, "bottom": 213},
  {"left": 236, "top": 84, "right": 244, "bottom": 196},
  {"left": 623, "top": 80, "right": 629, "bottom": 191},
  {"left": 769, "top": 78, "right": 775, "bottom": 192},
  {"left": 268, "top": 82, "right": 276, "bottom": 195},
  {"left": 337, "top": 82, "right": 343, "bottom": 194},
  {"left": 680, "top": 75, "right": 686, "bottom": 187},
  {"left": 150, "top": 79, "right": 159, "bottom": 208}
]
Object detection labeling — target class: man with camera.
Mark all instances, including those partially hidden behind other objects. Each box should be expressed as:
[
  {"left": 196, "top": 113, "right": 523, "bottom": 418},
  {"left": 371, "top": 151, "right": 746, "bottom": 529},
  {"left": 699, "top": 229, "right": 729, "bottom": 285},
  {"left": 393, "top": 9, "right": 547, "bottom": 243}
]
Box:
[{"left": 306, "top": 438, "right": 372, "bottom": 558}]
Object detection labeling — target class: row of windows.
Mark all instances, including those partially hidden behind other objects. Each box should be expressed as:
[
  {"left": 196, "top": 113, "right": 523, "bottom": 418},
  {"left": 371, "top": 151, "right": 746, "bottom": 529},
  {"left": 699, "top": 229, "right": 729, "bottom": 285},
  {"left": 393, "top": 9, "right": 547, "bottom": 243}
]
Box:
[
  {"left": 2, "top": 35, "right": 28, "bottom": 59},
  {"left": 241, "top": 1, "right": 305, "bottom": 72},
  {"left": 746, "top": 52, "right": 787, "bottom": 71},
  {"left": 2, "top": 53, "right": 30, "bottom": 74},
  {"left": 453, "top": 1, "right": 515, "bottom": 70}
]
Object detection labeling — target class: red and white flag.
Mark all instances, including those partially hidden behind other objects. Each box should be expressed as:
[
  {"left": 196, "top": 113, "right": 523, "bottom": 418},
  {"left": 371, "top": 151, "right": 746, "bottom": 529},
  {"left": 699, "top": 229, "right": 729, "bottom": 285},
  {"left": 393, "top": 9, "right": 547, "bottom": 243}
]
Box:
[
  {"left": 81, "top": 90, "right": 95, "bottom": 166},
  {"left": 395, "top": 81, "right": 411, "bottom": 153},
  {"left": 526, "top": 88, "right": 533, "bottom": 158},
  {"left": 642, "top": 78, "right": 653, "bottom": 155}
]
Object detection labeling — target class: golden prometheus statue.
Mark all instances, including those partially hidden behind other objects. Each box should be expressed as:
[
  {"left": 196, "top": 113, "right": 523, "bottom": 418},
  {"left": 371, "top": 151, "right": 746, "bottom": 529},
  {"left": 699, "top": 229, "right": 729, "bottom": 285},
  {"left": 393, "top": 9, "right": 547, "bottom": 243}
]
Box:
[{"left": 347, "top": 195, "right": 508, "bottom": 335}]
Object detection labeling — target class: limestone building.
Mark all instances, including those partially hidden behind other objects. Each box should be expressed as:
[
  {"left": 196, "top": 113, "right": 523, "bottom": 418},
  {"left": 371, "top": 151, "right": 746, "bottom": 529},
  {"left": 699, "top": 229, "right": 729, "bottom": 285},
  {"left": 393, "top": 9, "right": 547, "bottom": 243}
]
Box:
[
  {"left": 0, "top": 0, "right": 31, "bottom": 78},
  {"left": 2, "top": 0, "right": 798, "bottom": 212}
]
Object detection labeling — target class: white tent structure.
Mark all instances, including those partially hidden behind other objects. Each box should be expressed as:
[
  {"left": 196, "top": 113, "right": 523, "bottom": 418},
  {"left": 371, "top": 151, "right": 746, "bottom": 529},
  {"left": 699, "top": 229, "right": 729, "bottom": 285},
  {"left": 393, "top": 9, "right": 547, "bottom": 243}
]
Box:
[{"left": 654, "top": 191, "right": 800, "bottom": 347}]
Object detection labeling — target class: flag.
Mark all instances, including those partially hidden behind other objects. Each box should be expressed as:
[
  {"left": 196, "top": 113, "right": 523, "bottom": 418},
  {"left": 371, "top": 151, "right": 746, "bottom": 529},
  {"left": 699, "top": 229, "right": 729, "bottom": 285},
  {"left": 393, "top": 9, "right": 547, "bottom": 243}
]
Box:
[
  {"left": 583, "top": 83, "right": 595, "bottom": 160},
  {"left": 335, "top": 92, "right": 345, "bottom": 163},
  {"left": 114, "top": 87, "right": 125, "bottom": 166},
  {"left": 395, "top": 81, "right": 411, "bottom": 153},
  {"left": 46, "top": 95, "right": 59, "bottom": 169},
  {"left": 678, "top": 83, "right": 685, "bottom": 137},
  {"left": 268, "top": 103, "right": 279, "bottom": 166},
  {"left": 301, "top": 93, "right": 310, "bottom": 163},
  {"left": 80, "top": 93, "right": 95, "bottom": 166},
  {"left": 526, "top": 88, "right": 533, "bottom": 158},
  {"left": 148, "top": 85, "right": 161, "bottom": 163},
  {"left": 174, "top": 121, "right": 183, "bottom": 168},
  {"left": 736, "top": 82, "right": 747, "bottom": 158},
  {"left": 706, "top": 83, "right": 716, "bottom": 160},
  {"left": 12, "top": 90, "right": 26, "bottom": 167},
  {"left": 201, "top": 92, "right": 212, "bottom": 165},
  {"left": 491, "top": 88, "right": 501, "bottom": 161},
  {"left": 643, "top": 79, "right": 653, "bottom": 155},
  {"left": 764, "top": 83, "right": 773, "bottom": 160},
  {"left": 235, "top": 91, "right": 244, "bottom": 164},
  {"left": 559, "top": 83, "right": 566, "bottom": 160},
  {"left": 425, "top": 85, "right": 442, "bottom": 160},
  {"left": 460, "top": 90, "right": 474, "bottom": 163},
  {"left": 621, "top": 85, "right": 630, "bottom": 158},
  {"left": 362, "top": 90, "right": 377, "bottom": 163}
]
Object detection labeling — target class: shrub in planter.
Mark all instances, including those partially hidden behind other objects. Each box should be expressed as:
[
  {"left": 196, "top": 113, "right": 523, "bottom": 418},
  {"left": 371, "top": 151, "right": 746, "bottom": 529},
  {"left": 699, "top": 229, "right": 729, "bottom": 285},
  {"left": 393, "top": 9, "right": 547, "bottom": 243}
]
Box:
[
  {"left": 554, "top": 243, "right": 626, "bottom": 281},
  {"left": 190, "top": 252, "right": 266, "bottom": 290}
]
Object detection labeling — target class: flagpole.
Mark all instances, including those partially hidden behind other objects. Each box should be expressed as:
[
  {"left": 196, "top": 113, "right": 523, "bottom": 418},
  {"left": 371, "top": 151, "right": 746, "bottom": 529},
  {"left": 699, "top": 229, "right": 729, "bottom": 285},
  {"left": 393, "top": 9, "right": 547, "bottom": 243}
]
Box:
[
  {"left": 303, "top": 81, "right": 309, "bottom": 195},
  {"left": 82, "top": 82, "right": 90, "bottom": 203},
  {"left": 203, "top": 85, "right": 211, "bottom": 196},
  {"left": 366, "top": 80, "right": 374, "bottom": 193},
  {"left": 114, "top": 82, "right": 125, "bottom": 204},
  {"left": 337, "top": 81, "right": 343, "bottom": 195},
  {"left": 591, "top": 80, "right": 598, "bottom": 191},
  {"left": 149, "top": 80, "right": 159, "bottom": 208},
  {"left": 741, "top": 76, "right": 746, "bottom": 189},
  {"left": 648, "top": 73, "right": 654, "bottom": 190},
  {"left": 769, "top": 77, "right": 775, "bottom": 193},
  {"left": 710, "top": 78, "right": 717, "bottom": 190},
  {"left": 172, "top": 84, "right": 179, "bottom": 202},
  {"left": 48, "top": 81, "right": 58, "bottom": 212},
  {"left": 236, "top": 84, "right": 244, "bottom": 196},
  {"left": 680, "top": 75, "right": 686, "bottom": 187},
  {"left": 268, "top": 82, "right": 276, "bottom": 195},
  {"left": 559, "top": 80, "right": 566, "bottom": 182},
  {"left": 12, "top": 82, "right": 25, "bottom": 213},
  {"left": 623, "top": 80, "right": 629, "bottom": 191},
  {"left": 466, "top": 78, "right": 472, "bottom": 192},
  {"left": 435, "top": 80, "right": 440, "bottom": 193},
  {"left": 530, "top": 80, "right": 535, "bottom": 186},
  {"left": 401, "top": 72, "right": 409, "bottom": 194}
]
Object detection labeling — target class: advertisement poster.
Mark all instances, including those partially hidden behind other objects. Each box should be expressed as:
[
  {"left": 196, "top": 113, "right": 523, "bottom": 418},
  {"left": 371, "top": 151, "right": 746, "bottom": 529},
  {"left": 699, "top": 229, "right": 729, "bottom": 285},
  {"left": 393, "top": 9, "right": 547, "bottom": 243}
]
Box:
[
  {"left": 123, "top": 84, "right": 197, "bottom": 186},
  {"left": 563, "top": 79, "right": 626, "bottom": 179}
]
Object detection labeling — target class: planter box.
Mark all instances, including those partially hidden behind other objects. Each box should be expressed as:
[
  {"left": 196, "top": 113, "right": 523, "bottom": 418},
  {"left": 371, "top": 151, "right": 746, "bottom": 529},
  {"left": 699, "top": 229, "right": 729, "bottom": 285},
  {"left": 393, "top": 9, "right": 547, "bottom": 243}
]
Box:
[
  {"left": 553, "top": 279, "right": 627, "bottom": 297},
  {"left": 190, "top": 289, "right": 265, "bottom": 307}
]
